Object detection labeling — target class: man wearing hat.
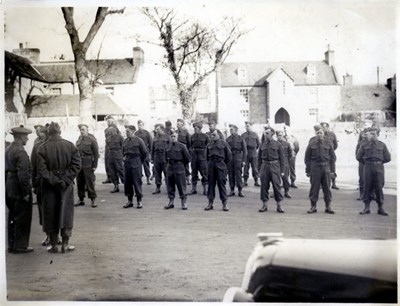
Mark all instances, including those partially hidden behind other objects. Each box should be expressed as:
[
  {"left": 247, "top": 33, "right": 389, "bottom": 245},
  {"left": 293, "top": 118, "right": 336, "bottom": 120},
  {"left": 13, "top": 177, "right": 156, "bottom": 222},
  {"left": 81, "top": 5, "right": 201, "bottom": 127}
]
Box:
[
  {"left": 356, "top": 127, "right": 391, "bottom": 216},
  {"left": 276, "top": 130, "right": 293, "bottom": 198},
  {"left": 205, "top": 131, "right": 232, "bottom": 211},
  {"left": 103, "top": 115, "right": 118, "bottom": 184},
  {"left": 36, "top": 122, "right": 81, "bottom": 253},
  {"left": 164, "top": 129, "right": 191, "bottom": 210},
  {"left": 304, "top": 125, "right": 336, "bottom": 214},
  {"left": 33, "top": 124, "right": 45, "bottom": 146},
  {"left": 151, "top": 124, "right": 170, "bottom": 194},
  {"left": 189, "top": 122, "right": 209, "bottom": 195},
  {"left": 258, "top": 127, "right": 285, "bottom": 213},
  {"left": 123, "top": 125, "right": 148, "bottom": 209},
  {"left": 75, "top": 124, "right": 99, "bottom": 208},
  {"left": 106, "top": 125, "right": 125, "bottom": 193},
  {"left": 176, "top": 119, "right": 192, "bottom": 186},
  {"left": 135, "top": 120, "right": 153, "bottom": 185},
  {"left": 241, "top": 121, "right": 261, "bottom": 187},
  {"left": 5, "top": 125, "right": 34, "bottom": 253},
  {"left": 320, "top": 122, "right": 339, "bottom": 189},
  {"left": 206, "top": 119, "right": 224, "bottom": 140},
  {"left": 355, "top": 128, "right": 370, "bottom": 201},
  {"left": 226, "top": 124, "right": 247, "bottom": 197},
  {"left": 165, "top": 120, "right": 173, "bottom": 136}
]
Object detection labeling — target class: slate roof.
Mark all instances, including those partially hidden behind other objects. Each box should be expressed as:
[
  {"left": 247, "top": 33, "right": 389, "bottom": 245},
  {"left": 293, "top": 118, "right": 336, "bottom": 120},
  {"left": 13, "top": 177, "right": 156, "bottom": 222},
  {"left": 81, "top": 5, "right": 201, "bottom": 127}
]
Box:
[
  {"left": 5, "top": 51, "right": 46, "bottom": 82},
  {"left": 341, "top": 85, "right": 395, "bottom": 112},
  {"left": 220, "top": 61, "right": 339, "bottom": 87},
  {"left": 27, "top": 94, "right": 126, "bottom": 117},
  {"left": 34, "top": 58, "right": 139, "bottom": 84}
]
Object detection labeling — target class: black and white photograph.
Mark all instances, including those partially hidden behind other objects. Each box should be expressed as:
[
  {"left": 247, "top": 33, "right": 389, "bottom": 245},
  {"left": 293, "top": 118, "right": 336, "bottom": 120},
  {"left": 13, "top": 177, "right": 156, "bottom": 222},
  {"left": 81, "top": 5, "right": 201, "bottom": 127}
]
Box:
[{"left": 1, "top": 0, "right": 397, "bottom": 304}]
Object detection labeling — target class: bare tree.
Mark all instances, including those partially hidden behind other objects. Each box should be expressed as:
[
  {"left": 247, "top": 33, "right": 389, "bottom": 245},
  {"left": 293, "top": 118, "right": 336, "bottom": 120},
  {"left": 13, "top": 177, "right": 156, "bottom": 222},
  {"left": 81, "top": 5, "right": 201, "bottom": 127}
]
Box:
[
  {"left": 61, "top": 7, "right": 124, "bottom": 124},
  {"left": 141, "top": 7, "right": 248, "bottom": 119}
]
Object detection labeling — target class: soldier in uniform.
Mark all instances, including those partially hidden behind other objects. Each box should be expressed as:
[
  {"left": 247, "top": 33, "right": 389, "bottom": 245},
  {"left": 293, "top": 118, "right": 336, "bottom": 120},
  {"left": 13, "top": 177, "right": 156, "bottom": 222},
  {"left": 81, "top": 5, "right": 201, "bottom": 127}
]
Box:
[
  {"left": 107, "top": 125, "right": 125, "bottom": 193},
  {"left": 37, "top": 122, "right": 81, "bottom": 253},
  {"left": 241, "top": 121, "right": 260, "bottom": 187},
  {"left": 189, "top": 122, "right": 209, "bottom": 195},
  {"left": 5, "top": 125, "right": 34, "bottom": 253},
  {"left": 165, "top": 120, "right": 173, "bottom": 136},
  {"left": 177, "top": 118, "right": 192, "bottom": 185},
  {"left": 135, "top": 120, "right": 153, "bottom": 185},
  {"left": 226, "top": 124, "right": 247, "bottom": 197},
  {"left": 304, "top": 125, "right": 336, "bottom": 214},
  {"left": 258, "top": 127, "right": 285, "bottom": 213},
  {"left": 204, "top": 131, "right": 232, "bottom": 211},
  {"left": 206, "top": 119, "right": 224, "bottom": 140},
  {"left": 356, "top": 127, "right": 391, "bottom": 215},
  {"left": 320, "top": 122, "right": 339, "bottom": 189},
  {"left": 355, "top": 128, "right": 369, "bottom": 201},
  {"left": 33, "top": 124, "right": 45, "bottom": 146},
  {"left": 75, "top": 124, "right": 99, "bottom": 208},
  {"left": 103, "top": 115, "right": 118, "bottom": 184},
  {"left": 123, "top": 125, "right": 148, "bottom": 209},
  {"left": 276, "top": 130, "right": 293, "bottom": 198},
  {"left": 151, "top": 124, "right": 169, "bottom": 194},
  {"left": 164, "top": 129, "right": 191, "bottom": 210},
  {"left": 285, "top": 130, "right": 300, "bottom": 188}
]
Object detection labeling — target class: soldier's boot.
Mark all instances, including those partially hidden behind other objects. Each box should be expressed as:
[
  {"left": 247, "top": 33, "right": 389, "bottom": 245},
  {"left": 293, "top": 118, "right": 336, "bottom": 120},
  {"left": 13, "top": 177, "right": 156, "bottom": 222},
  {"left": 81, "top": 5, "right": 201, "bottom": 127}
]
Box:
[
  {"left": 102, "top": 177, "right": 112, "bottom": 184},
  {"left": 357, "top": 190, "right": 364, "bottom": 201},
  {"left": 90, "top": 198, "right": 97, "bottom": 208},
  {"left": 136, "top": 199, "right": 143, "bottom": 209},
  {"left": 47, "top": 233, "right": 59, "bottom": 253},
  {"left": 204, "top": 200, "right": 214, "bottom": 211},
  {"left": 243, "top": 179, "right": 248, "bottom": 187},
  {"left": 290, "top": 181, "right": 298, "bottom": 188},
  {"left": 325, "top": 202, "right": 335, "bottom": 214},
  {"left": 110, "top": 184, "right": 119, "bottom": 193},
  {"left": 238, "top": 188, "right": 245, "bottom": 197},
  {"left": 284, "top": 190, "right": 292, "bottom": 198},
  {"left": 307, "top": 201, "right": 317, "bottom": 214},
  {"left": 61, "top": 236, "right": 75, "bottom": 253},
  {"left": 74, "top": 198, "right": 85, "bottom": 206},
  {"left": 222, "top": 200, "right": 229, "bottom": 211},
  {"left": 146, "top": 177, "right": 151, "bottom": 185},
  {"left": 150, "top": 173, "right": 154, "bottom": 181},
  {"left": 189, "top": 183, "right": 197, "bottom": 195},
  {"left": 228, "top": 189, "right": 235, "bottom": 197},
  {"left": 164, "top": 198, "right": 174, "bottom": 209},
  {"left": 331, "top": 178, "right": 339, "bottom": 190},
  {"left": 202, "top": 184, "right": 208, "bottom": 195},
  {"left": 254, "top": 178, "right": 261, "bottom": 187},
  {"left": 123, "top": 200, "right": 134, "bottom": 209},
  {"left": 359, "top": 202, "right": 371, "bottom": 215},
  {"left": 377, "top": 204, "right": 388, "bottom": 216},
  {"left": 259, "top": 202, "right": 268, "bottom": 213},
  {"left": 277, "top": 202, "right": 284, "bottom": 213},
  {"left": 181, "top": 197, "right": 188, "bottom": 210},
  {"left": 41, "top": 235, "right": 50, "bottom": 246},
  {"left": 152, "top": 184, "right": 161, "bottom": 194}
]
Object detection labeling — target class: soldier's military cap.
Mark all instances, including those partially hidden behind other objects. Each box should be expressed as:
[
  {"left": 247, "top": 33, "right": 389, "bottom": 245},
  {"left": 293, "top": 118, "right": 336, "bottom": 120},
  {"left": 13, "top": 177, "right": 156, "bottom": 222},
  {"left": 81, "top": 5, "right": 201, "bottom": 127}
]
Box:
[
  {"left": 48, "top": 122, "right": 61, "bottom": 135},
  {"left": 177, "top": 118, "right": 185, "bottom": 124},
  {"left": 314, "top": 124, "right": 323, "bottom": 131},
  {"left": 78, "top": 124, "right": 89, "bottom": 129},
  {"left": 229, "top": 124, "right": 238, "bottom": 130},
  {"left": 369, "top": 127, "right": 380, "bottom": 135},
  {"left": 193, "top": 122, "right": 203, "bottom": 129},
  {"left": 320, "top": 122, "right": 329, "bottom": 127},
  {"left": 208, "top": 119, "right": 216, "bottom": 125},
  {"left": 245, "top": 121, "right": 253, "bottom": 126},
  {"left": 137, "top": 119, "right": 144, "bottom": 125},
  {"left": 276, "top": 130, "right": 284, "bottom": 136},
  {"left": 124, "top": 125, "right": 136, "bottom": 132},
  {"left": 34, "top": 124, "right": 43, "bottom": 130},
  {"left": 165, "top": 120, "right": 172, "bottom": 127},
  {"left": 40, "top": 123, "right": 50, "bottom": 133},
  {"left": 157, "top": 124, "right": 165, "bottom": 131},
  {"left": 105, "top": 115, "right": 115, "bottom": 121},
  {"left": 264, "top": 126, "right": 275, "bottom": 134},
  {"left": 10, "top": 125, "right": 32, "bottom": 135}
]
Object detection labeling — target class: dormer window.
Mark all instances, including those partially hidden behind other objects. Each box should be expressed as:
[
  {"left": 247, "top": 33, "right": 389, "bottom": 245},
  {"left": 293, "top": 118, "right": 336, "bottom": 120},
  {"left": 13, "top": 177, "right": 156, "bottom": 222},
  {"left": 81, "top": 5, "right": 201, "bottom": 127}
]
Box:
[
  {"left": 238, "top": 66, "right": 247, "bottom": 79},
  {"left": 306, "top": 64, "right": 316, "bottom": 78}
]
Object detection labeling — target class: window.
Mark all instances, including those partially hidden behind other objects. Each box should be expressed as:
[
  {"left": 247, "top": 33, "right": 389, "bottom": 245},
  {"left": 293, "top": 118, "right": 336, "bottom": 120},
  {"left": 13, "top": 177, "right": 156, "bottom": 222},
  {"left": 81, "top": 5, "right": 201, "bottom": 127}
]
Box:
[
  {"left": 240, "top": 89, "right": 249, "bottom": 103},
  {"left": 240, "top": 109, "right": 249, "bottom": 120},
  {"left": 51, "top": 88, "right": 61, "bottom": 95},
  {"left": 306, "top": 64, "right": 316, "bottom": 77},
  {"left": 238, "top": 66, "right": 247, "bottom": 79},
  {"left": 309, "top": 108, "right": 318, "bottom": 116},
  {"left": 105, "top": 87, "right": 114, "bottom": 95}
]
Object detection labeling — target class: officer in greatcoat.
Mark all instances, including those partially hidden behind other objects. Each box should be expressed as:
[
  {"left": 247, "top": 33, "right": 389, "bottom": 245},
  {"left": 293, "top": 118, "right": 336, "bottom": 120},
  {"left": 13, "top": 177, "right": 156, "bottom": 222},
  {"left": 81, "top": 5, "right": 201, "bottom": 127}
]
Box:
[
  {"left": 241, "top": 121, "right": 261, "bottom": 187},
  {"left": 204, "top": 131, "right": 232, "bottom": 211},
  {"left": 6, "top": 125, "right": 34, "bottom": 253},
  {"left": 123, "top": 125, "right": 148, "bottom": 209},
  {"left": 75, "top": 124, "right": 99, "bottom": 208},
  {"left": 164, "top": 129, "right": 191, "bottom": 210},
  {"left": 36, "top": 122, "right": 81, "bottom": 253},
  {"left": 189, "top": 122, "right": 209, "bottom": 195},
  {"left": 276, "top": 130, "right": 293, "bottom": 198},
  {"left": 107, "top": 125, "right": 125, "bottom": 193},
  {"left": 151, "top": 124, "right": 169, "bottom": 194}
]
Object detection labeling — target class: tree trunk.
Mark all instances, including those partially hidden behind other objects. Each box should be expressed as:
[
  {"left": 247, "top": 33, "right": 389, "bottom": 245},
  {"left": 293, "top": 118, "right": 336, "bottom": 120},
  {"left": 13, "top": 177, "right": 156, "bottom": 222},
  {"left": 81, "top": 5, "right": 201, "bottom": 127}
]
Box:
[
  {"left": 75, "top": 55, "right": 94, "bottom": 125},
  {"left": 179, "top": 89, "right": 194, "bottom": 120}
]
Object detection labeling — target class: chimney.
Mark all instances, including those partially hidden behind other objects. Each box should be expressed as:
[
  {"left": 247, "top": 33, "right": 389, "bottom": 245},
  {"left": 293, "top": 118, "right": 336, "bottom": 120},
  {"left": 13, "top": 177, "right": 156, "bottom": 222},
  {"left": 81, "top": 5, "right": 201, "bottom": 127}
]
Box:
[
  {"left": 324, "top": 45, "right": 334, "bottom": 67},
  {"left": 343, "top": 73, "right": 353, "bottom": 86},
  {"left": 13, "top": 43, "right": 40, "bottom": 64},
  {"left": 133, "top": 46, "right": 144, "bottom": 66}
]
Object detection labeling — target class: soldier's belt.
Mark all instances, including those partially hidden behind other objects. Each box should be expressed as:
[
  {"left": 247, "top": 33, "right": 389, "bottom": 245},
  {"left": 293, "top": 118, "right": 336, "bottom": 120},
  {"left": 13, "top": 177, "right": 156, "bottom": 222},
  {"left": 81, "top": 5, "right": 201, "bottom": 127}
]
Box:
[
  {"left": 365, "top": 160, "right": 383, "bottom": 164},
  {"left": 109, "top": 148, "right": 122, "bottom": 152},
  {"left": 167, "top": 160, "right": 182, "bottom": 164},
  {"left": 193, "top": 148, "right": 206, "bottom": 151},
  {"left": 209, "top": 157, "right": 224, "bottom": 161},
  {"left": 124, "top": 154, "right": 140, "bottom": 159},
  {"left": 262, "top": 160, "right": 278, "bottom": 164},
  {"left": 311, "top": 162, "right": 328, "bottom": 166}
]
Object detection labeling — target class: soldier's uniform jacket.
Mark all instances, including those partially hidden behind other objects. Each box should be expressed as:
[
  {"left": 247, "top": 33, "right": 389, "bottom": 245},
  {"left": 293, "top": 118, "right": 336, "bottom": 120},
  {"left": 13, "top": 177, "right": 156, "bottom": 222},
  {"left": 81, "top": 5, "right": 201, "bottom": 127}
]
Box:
[
  {"left": 123, "top": 136, "right": 148, "bottom": 166},
  {"left": 165, "top": 142, "right": 190, "bottom": 165},
  {"left": 107, "top": 133, "right": 124, "bottom": 150},
  {"left": 135, "top": 129, "right": 153, "bottom": 152},
  {"left": 34, "top": 136, "right": 45, "bottom": 147},
  {"left": 31, "top": 137, "right": 46, "bottom": 188},
  {"left": 5, "top": 142, "right": 32, "bottom": 199},
  {"left": 191, "top": 132, "right": 209, "bottom": 160},
  {"left": 206, "top": 139, "right": 232, "bottom": 165},
  {"left": 206, "top": 129, "right": 224, "bottom": 141},
  {"left": 356, "top": 140, "right": 391, "bottom": 164},
  {"left": 304, "top": 138, "right": 336, "bottom": 174},
  {"left": 278, "top": 139, "right": 292, "bottom": 165},
  {"left": 76, "top": 134, "right": 99, "bottom": 168},
  {"left": 257, "top": 139, "right": 285, "bottom": 173},
  {"left": 287, "top": 135, "right": 300, "bottom": 157},
  {"left": 241, "top": 131, "right": 260, "bottom": 156},
  {"left": 177, "top": 127, "right": 191, "bottom": 149},
  {"left": 152, "top": 134, "right": 169, "bottom": 162},
  {"left": 226, "top": 134, "right": 247, "bottom": 163},
  {"left": 325, "top": 131, "right": 338, "bottom": 150},
  {"left": 355, "top": 139, "right": 368, "bottom": 156}
]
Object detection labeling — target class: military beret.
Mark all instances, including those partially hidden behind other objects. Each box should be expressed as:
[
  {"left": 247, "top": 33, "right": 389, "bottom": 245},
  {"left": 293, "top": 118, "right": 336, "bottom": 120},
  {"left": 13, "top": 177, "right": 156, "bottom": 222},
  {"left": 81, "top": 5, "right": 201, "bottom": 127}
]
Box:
[
  {"left": 276, "top": 130, "right": 284, "bottom": 135},
  {"left": 137, "top": 120, "right": 144, "bottom": 125},
  {"left": 314, "top": 124, "right": 323, "bottom": 131},
  {"left": 78, "top": 124, "right": 89, "bottom": 129},
  {"left": 165, "top": 120, "right": 172, "bottom": 127},
  {"left": 229, "top": 124, "right": 238, "bottom": 130},
  {"left": 193, "top": 122, "right": 203, "bottom": 129},
  {"left": 245, "top": 121, "right": 253, "bottom": 126},
  {"left": 320, "top": 122, "right": 329, "bottom": 127},
  {"left": 157, "top": 124, "right": 165, "bottom": 131},
  {"left": 124, "top": 125, "right": 136, "bottom": 131},
  {"left": 40, "top": 124, "right": 50, "bottom": 133},
  {"left": 34, "top": 124, "right": 43, "bottom": 130},
  {"left": 264, "top": 126, "right": 275, "bottom": 134},
  {"left": 177, "top": 119, "right": 184, "bottom": 124},
  {"left": 48, "top": 122, "right": 61, "bottom": 135},
  {"left": 369, "top": 127, "right": 380, "bottom": 134},
  {"left": 10, "top": 125, "right": 32, "bottom": 135},
  {"left": 105, "top": 115, "right": 115, "bottom": 121},
  {"left": 208, "top": 119, "right": 216, "bottom": 125}
]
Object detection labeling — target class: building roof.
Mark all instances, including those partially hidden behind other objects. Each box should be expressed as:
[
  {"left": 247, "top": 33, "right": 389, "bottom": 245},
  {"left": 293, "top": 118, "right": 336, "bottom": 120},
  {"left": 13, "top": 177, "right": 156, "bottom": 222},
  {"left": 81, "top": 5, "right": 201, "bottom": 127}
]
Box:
[
  {"left": 341, "top": 85, "right": 395, "bottom": 112},
  {"left": 220, "top": 61, "right": 339, "bottom": 87},
  {"left": 5, "top": 51, "right": 47, "bottom": 82},
  {"left": 34, "top": 58, "right": 139, "bottom": 84},
  {"left": 26, "top": 94, "right": 126, "bottom": 117}
]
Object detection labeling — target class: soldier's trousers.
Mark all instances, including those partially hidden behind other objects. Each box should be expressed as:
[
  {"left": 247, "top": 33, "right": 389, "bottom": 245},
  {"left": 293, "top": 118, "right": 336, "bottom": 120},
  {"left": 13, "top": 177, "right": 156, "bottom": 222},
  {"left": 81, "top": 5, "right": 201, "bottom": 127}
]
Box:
[
  {"left": 6, "top": 195, "right": 32, "bottom": 250},
  {"left": 108, "top": 151, "right": 124, "bottom": 185},
  {"left": 124, "top": 157, "right": 143, "bottom": 201},
  {"left": 142, "top": 154, "right": 151, "bottom": 178},
  {"left": 358, "top": 162, "right": 364, "bottom": 196},
  {"left": 166, "top": 162, "right": 187, "bottom": 199},
  {"left": 154, "top": 159, "right": 167, "bottom": 186},
  {"left": 282, "top": 161, "right": 290, "bottom": 192},
  {"left": 309, "top": 163, "right": 332, "bottom": 203},
  {"left": 363, "top": 162, "right": 385, "bottom": 205},
  {"left": 104, "top": 148, "right": 111, "bottom": 179},
  {"left": 289, "top": 156, "right": 297, "bottom": 183},
  {"left": 77, "top": 167, "right": 97, "bottom": 200},
  {"left": 243, "top": 149, "right": 258, "bottom": 180},
  {"left": 191, "top": 151, "right": 208, "bottom": 185},
  {"left": 228, "top": 153, "right": 244, "bottom": 190},
  {"left": 207, "top": 159, "right": 228, "bottom": 202},
  {"left": 260, "top": 161, "right": 283, "bottom": 202}
]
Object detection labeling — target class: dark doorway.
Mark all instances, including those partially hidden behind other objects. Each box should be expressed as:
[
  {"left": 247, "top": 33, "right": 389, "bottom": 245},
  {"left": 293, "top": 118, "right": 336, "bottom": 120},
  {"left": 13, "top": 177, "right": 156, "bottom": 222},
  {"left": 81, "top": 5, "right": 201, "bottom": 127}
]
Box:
[{"left": 275, "top": 108, "right": 290, "bottom": 126}]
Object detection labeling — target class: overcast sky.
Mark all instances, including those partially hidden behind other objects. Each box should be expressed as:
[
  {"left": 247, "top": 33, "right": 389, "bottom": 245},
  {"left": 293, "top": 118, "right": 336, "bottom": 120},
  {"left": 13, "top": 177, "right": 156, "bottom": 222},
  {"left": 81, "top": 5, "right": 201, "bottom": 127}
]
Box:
[{"left": 3, "top": 0, "right": 398, "bottom": 85}]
